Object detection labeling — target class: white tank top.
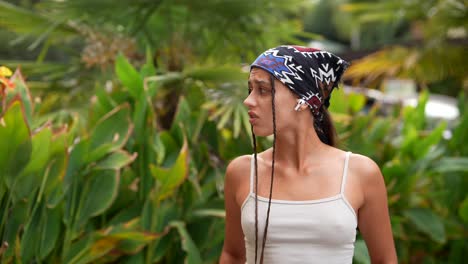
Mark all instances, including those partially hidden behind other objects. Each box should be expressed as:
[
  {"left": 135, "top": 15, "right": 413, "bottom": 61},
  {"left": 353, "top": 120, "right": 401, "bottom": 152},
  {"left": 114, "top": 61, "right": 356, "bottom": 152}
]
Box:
[{"left": 241, "top": 152, "right": 357, "bottom": 264}]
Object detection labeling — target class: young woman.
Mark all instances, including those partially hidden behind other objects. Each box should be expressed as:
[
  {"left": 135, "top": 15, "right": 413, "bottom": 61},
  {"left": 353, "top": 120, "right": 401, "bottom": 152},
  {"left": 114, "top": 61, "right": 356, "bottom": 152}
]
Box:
[{"left": 220, "top": 46, "right": 397, "bottom": 264}]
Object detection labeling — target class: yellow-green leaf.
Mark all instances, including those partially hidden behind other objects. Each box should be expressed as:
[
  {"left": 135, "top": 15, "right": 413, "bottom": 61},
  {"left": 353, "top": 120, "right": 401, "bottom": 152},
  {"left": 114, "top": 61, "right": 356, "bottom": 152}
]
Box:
[{"left": 150, "top": 140, "right": 189, "bottom": 201}]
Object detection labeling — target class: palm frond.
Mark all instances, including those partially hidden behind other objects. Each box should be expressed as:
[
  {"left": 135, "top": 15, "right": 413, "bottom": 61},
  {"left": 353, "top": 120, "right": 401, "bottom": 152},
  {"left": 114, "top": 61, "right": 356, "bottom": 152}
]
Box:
[
  {"left": 0, "top": 1, "right": 77, "bottom": 42},
  {"left": 202, "top": 80, "right": 249, "bottom": 138},
  {"left": 344, "top": 45, "right": 468, "bottom": 87}
]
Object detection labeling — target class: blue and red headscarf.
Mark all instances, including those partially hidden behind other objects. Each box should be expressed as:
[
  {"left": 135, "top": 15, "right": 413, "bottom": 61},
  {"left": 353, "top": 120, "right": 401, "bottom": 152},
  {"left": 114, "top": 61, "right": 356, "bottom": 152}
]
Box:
[{"left": 251, "top": 45, "right": 349, "bottom": 119}]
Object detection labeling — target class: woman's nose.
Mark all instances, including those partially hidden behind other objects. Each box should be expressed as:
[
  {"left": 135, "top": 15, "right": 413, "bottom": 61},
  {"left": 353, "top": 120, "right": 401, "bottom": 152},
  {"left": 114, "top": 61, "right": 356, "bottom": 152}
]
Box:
[{"left": 243, "top": 93, "right": 256, "bottom": 108}]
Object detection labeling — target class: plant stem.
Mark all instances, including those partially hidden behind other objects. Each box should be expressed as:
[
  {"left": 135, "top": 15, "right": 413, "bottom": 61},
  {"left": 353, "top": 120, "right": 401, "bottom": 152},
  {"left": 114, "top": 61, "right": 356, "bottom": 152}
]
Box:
[
  {"left": 61, "top": 175, "right": 78, "bottom": 262},
  {"left": 0, "top": 177, "right": 17, "bottom": 263},
  {"left": 145, "top": 195, "right": 160, "bottom": 264}
]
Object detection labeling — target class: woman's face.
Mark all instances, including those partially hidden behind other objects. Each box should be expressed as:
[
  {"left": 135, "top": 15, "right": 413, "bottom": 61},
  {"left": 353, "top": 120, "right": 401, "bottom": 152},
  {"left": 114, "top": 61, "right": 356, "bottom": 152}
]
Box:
[{"left": 244, "top": 67, "right": 303, "bottom": 136}]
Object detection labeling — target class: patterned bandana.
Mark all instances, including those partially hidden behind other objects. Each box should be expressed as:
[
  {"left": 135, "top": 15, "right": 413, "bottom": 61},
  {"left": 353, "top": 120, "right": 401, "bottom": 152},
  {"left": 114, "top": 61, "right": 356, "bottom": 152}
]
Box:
[{"left": 251, "top": 45, "right": 349, "bottom": 120}]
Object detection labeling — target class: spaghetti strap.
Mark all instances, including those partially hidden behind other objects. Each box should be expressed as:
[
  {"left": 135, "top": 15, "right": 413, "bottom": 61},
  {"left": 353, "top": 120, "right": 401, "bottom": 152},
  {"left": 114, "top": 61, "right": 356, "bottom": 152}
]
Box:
[
  {"left": 340, "top": 152, "right": 351, "bottom": 194},
  {"left": 249, "top": 154, "right": 255, "bottom": 194}
]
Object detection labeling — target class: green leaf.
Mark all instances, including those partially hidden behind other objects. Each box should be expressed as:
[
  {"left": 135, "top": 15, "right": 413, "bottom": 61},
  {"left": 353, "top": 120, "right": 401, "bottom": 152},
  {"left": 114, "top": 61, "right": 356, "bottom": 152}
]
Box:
[
  {"left": 96, "top": 218, "right": 162, "bottom": 256},
  {"left": 159, "top": 131, "right": 179, "bottom": 163},
  {"left": 233, "top": 105, "right": 241, "bottom": 138},
  {"left": 80, "top": 237, "right": 116, "bottom": 264},
  {"left": 150, "top": 140, "right": 189, "bottom": 201},
  {"left": 412, "top": 121, "right": 446, "bottom": 158},
  {"left": 22, "top": 125, "right": 52, "bottom": 174},
  {"left": 64, "top": 138, "right": 89, "bottom": 191},
  {"left": 88, "top": 104, "right": 133, "bottom": 162},
  {"left": 64, "top": 235, "right": 92, "bottom": 264},
  {"left": 184, "top": 65, "right": 247, "bottom": 82},
  {"left": 191, "top": 107, "right": 208, "bottom": 143},
  {"left": 432, "top": 157, "right": 468, "bottom": 173},
  {"left": 122, "top": 252, "right": 144, "bottom": 264},
  {"left": 151, "top": 234, "right": 172, "bottom": 262},
  {"left": 68, "top": 219, "right": 162, "bottom": 264},
  {"left": 14, "top": 125, "right": 52, "bottom": 201},
  {"left": 0, "top": 1, "right": 77, "bottom": 42},
  {"left": 450, "top": 105, "right": 468, "bottom": 155},
  {"left": 169, "top": 221, "right": 203, "bottom": 264},
  {"left": 95, "top": 150, "right": 137, "bottom": 170},
  {"left": 143, "top": 72, "right": 183, "bottom": 98},
  {"left": 132, "top": 92, "right": 149, "bottom": 144},
  {"left": 140, "top": 45, "right": 156, "bottom": 78},
  {"left": 368, "top": 118, "right": 392, "bottom": 142},
  {"left": 153, "top": 132, "right": 166, "bottom": 166},
  {"left": 353, "top": 239, "right": 370, "bottom": 264},
  {"left": 241, "top": 105, "right": 251, "bottom": 140},
  {"left": 400, "top": 126, "right": 418, "bottom": 158},
  {"left": 90, "top": 86, "right": 118, "bottom": 127},
  {"left": 403, "top": 91, "right": 428, "bottom": 133},
  {"left": 44, "top": 130, "right": 69, "bottom": 207},
  {"left": 0, "top": 99, "right": 32, "bottom": 186},
  {"left": 404, "top": 208, "right": 446, "bottom": 244},
  {"left": 3, "top": 201, "right": 28, "bottom": 258},
  {"left": 390, "top": 215, "right": 404, "bottom": 239},
  {"left": 39, "top": 206, "right": 61, "bottom": 259},
  {"left": 348, "top": 92, "right": 366, "bottom": 113},
  {"left": 20, "top": 202, "right": 42, "bottom": 262},
  {"left": 217, "top": 105, "right": 234, "bottom": 130},
  {"left": 170, "top": 96, "right": 192, "bottom": 137},
  {"left": 328, "top": 87, "right": 348, "bottom": 114},
  {"left": 66, "top": 234, "right": 112, "bottom": 264},
  {"left": 191, "top": 209, "right": 225, "bottom": 218},
  {"left": 0, "top": 180, "right": 5, "bottom": 209},
  {"left": 21, "top": 201, "right": 62, "bottom": 261},
  {"left": 75, "top": 170, "right": 119, "bottom": 228},
  {"left": 458, "top": 196, "right": 468, "bottom": 224},
  {"left": 115, "top": 54, "right": 144, "bottom": 99}
]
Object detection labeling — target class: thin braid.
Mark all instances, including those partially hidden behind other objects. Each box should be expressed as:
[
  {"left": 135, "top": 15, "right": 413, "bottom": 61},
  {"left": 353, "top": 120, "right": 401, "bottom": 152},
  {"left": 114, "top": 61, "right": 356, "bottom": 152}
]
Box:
[
  {"left": 249, "top": 85, "right": 259, "bottom": 264},
  {"left": 252, "top": 128, "right": 259, "bottom": 264},
  {"left": 259, "top": 75, "right": 277, "bottom": 263}
]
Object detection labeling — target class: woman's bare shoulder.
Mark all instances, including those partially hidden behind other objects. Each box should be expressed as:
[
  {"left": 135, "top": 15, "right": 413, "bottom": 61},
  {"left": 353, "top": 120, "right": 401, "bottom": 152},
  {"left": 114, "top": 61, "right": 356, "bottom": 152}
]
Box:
[
  {"left": 348, "top": 153, "right": 383, "bottom": 186},
  {"left": 225, "top": 155, "right": 252, "bottom": 186}
]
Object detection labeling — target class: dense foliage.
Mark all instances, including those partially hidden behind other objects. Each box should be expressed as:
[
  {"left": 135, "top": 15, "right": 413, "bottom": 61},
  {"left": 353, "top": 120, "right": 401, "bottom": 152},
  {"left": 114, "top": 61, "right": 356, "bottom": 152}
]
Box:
[{"left": 0, "top": 0, "right": 466, "bottom": 263}]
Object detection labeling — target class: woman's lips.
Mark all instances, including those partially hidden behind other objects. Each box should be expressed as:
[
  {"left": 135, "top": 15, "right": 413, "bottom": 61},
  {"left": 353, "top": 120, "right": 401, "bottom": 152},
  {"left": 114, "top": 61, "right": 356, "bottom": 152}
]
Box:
[
  {"left": 248, "top": 111, "right": 258, "bottom": 118},
  {"left": 248, "top": 111, "right": 259, "bottom": 124}
]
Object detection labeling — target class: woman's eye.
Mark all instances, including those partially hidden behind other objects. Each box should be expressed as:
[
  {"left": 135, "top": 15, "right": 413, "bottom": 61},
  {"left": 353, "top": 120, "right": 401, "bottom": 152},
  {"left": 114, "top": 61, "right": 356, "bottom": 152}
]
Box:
[{"left": 247, "top": 87, "right": 269, "bottom": 95}]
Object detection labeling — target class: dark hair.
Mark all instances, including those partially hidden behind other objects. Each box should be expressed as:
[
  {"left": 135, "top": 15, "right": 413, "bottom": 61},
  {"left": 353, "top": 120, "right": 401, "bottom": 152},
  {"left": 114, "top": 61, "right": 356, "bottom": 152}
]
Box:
[
  {"left": 251, "top": 74, "right": 337, "bottom": 264},
  {"left": 313, "top": 107, "right": 338, "bottom": 147}
]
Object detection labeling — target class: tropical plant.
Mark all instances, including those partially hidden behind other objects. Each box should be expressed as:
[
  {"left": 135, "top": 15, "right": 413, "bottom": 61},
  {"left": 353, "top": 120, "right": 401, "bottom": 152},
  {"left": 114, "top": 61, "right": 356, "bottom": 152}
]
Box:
[
  {"left": 0, "top": 0, "right": 309, "bottom": 110},
  {"left": 339, "top": 0, "right": 467, "bottom": 95},
  {"left": 0, "top": 67, "right": 168, "bottom": 263},
  {"left": 330, "top": 88, "right": 468, "bottom": 263},
  {"left": 0, "top": 45, "right": 257, "bottom": 262}
]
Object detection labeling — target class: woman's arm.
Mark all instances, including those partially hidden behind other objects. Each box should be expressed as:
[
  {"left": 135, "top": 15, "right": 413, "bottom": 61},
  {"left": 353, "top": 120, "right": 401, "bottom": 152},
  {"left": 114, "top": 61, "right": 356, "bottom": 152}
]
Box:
[
  {"left": 220, "top": 157, "right": 248, "bottom": 264},
  {"left": 355, "top": 155, "right": 398, "bottom": 264}
]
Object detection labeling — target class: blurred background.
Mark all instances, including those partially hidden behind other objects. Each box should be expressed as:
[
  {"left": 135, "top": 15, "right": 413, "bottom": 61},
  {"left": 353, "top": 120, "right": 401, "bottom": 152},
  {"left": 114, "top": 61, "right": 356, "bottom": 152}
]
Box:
[{"left": 0, "top": 0, "right": 467, "bottom": 263}]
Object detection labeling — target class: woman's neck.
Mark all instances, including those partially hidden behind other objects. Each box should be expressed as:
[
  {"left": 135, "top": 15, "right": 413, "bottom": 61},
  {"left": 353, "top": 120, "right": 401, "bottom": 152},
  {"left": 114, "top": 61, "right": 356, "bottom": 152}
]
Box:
[{"left": 271, "top": 125, "right": 329, "bottom": 171}]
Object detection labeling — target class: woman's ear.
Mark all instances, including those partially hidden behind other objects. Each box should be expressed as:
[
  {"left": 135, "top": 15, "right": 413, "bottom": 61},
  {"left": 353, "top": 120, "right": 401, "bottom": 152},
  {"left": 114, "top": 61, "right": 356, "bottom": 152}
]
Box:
[{"left": 294, "top": 99, "right": 309, "bottom": 112}]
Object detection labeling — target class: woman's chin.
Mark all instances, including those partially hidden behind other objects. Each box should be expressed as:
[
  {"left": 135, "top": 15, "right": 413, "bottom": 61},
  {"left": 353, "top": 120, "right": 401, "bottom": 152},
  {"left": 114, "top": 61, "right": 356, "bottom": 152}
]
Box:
[{"left": 252, "top": 127, "right": 273, "bottom": 137}]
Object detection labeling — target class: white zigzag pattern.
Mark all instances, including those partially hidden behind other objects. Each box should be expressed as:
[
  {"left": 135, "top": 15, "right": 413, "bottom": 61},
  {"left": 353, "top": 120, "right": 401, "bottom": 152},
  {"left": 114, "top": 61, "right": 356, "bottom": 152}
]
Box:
[
  {"left": 264, "top": 49, "right": 304, "bottom": 85},
  {"left": 310, "top": 59, "right": 346, "bottom": 87},
  {"left": 286, "top": 46, "right": 333, "bottom": 59},
  {"left": 310, "top": 66, "right": 337, "bottom": 87}
]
